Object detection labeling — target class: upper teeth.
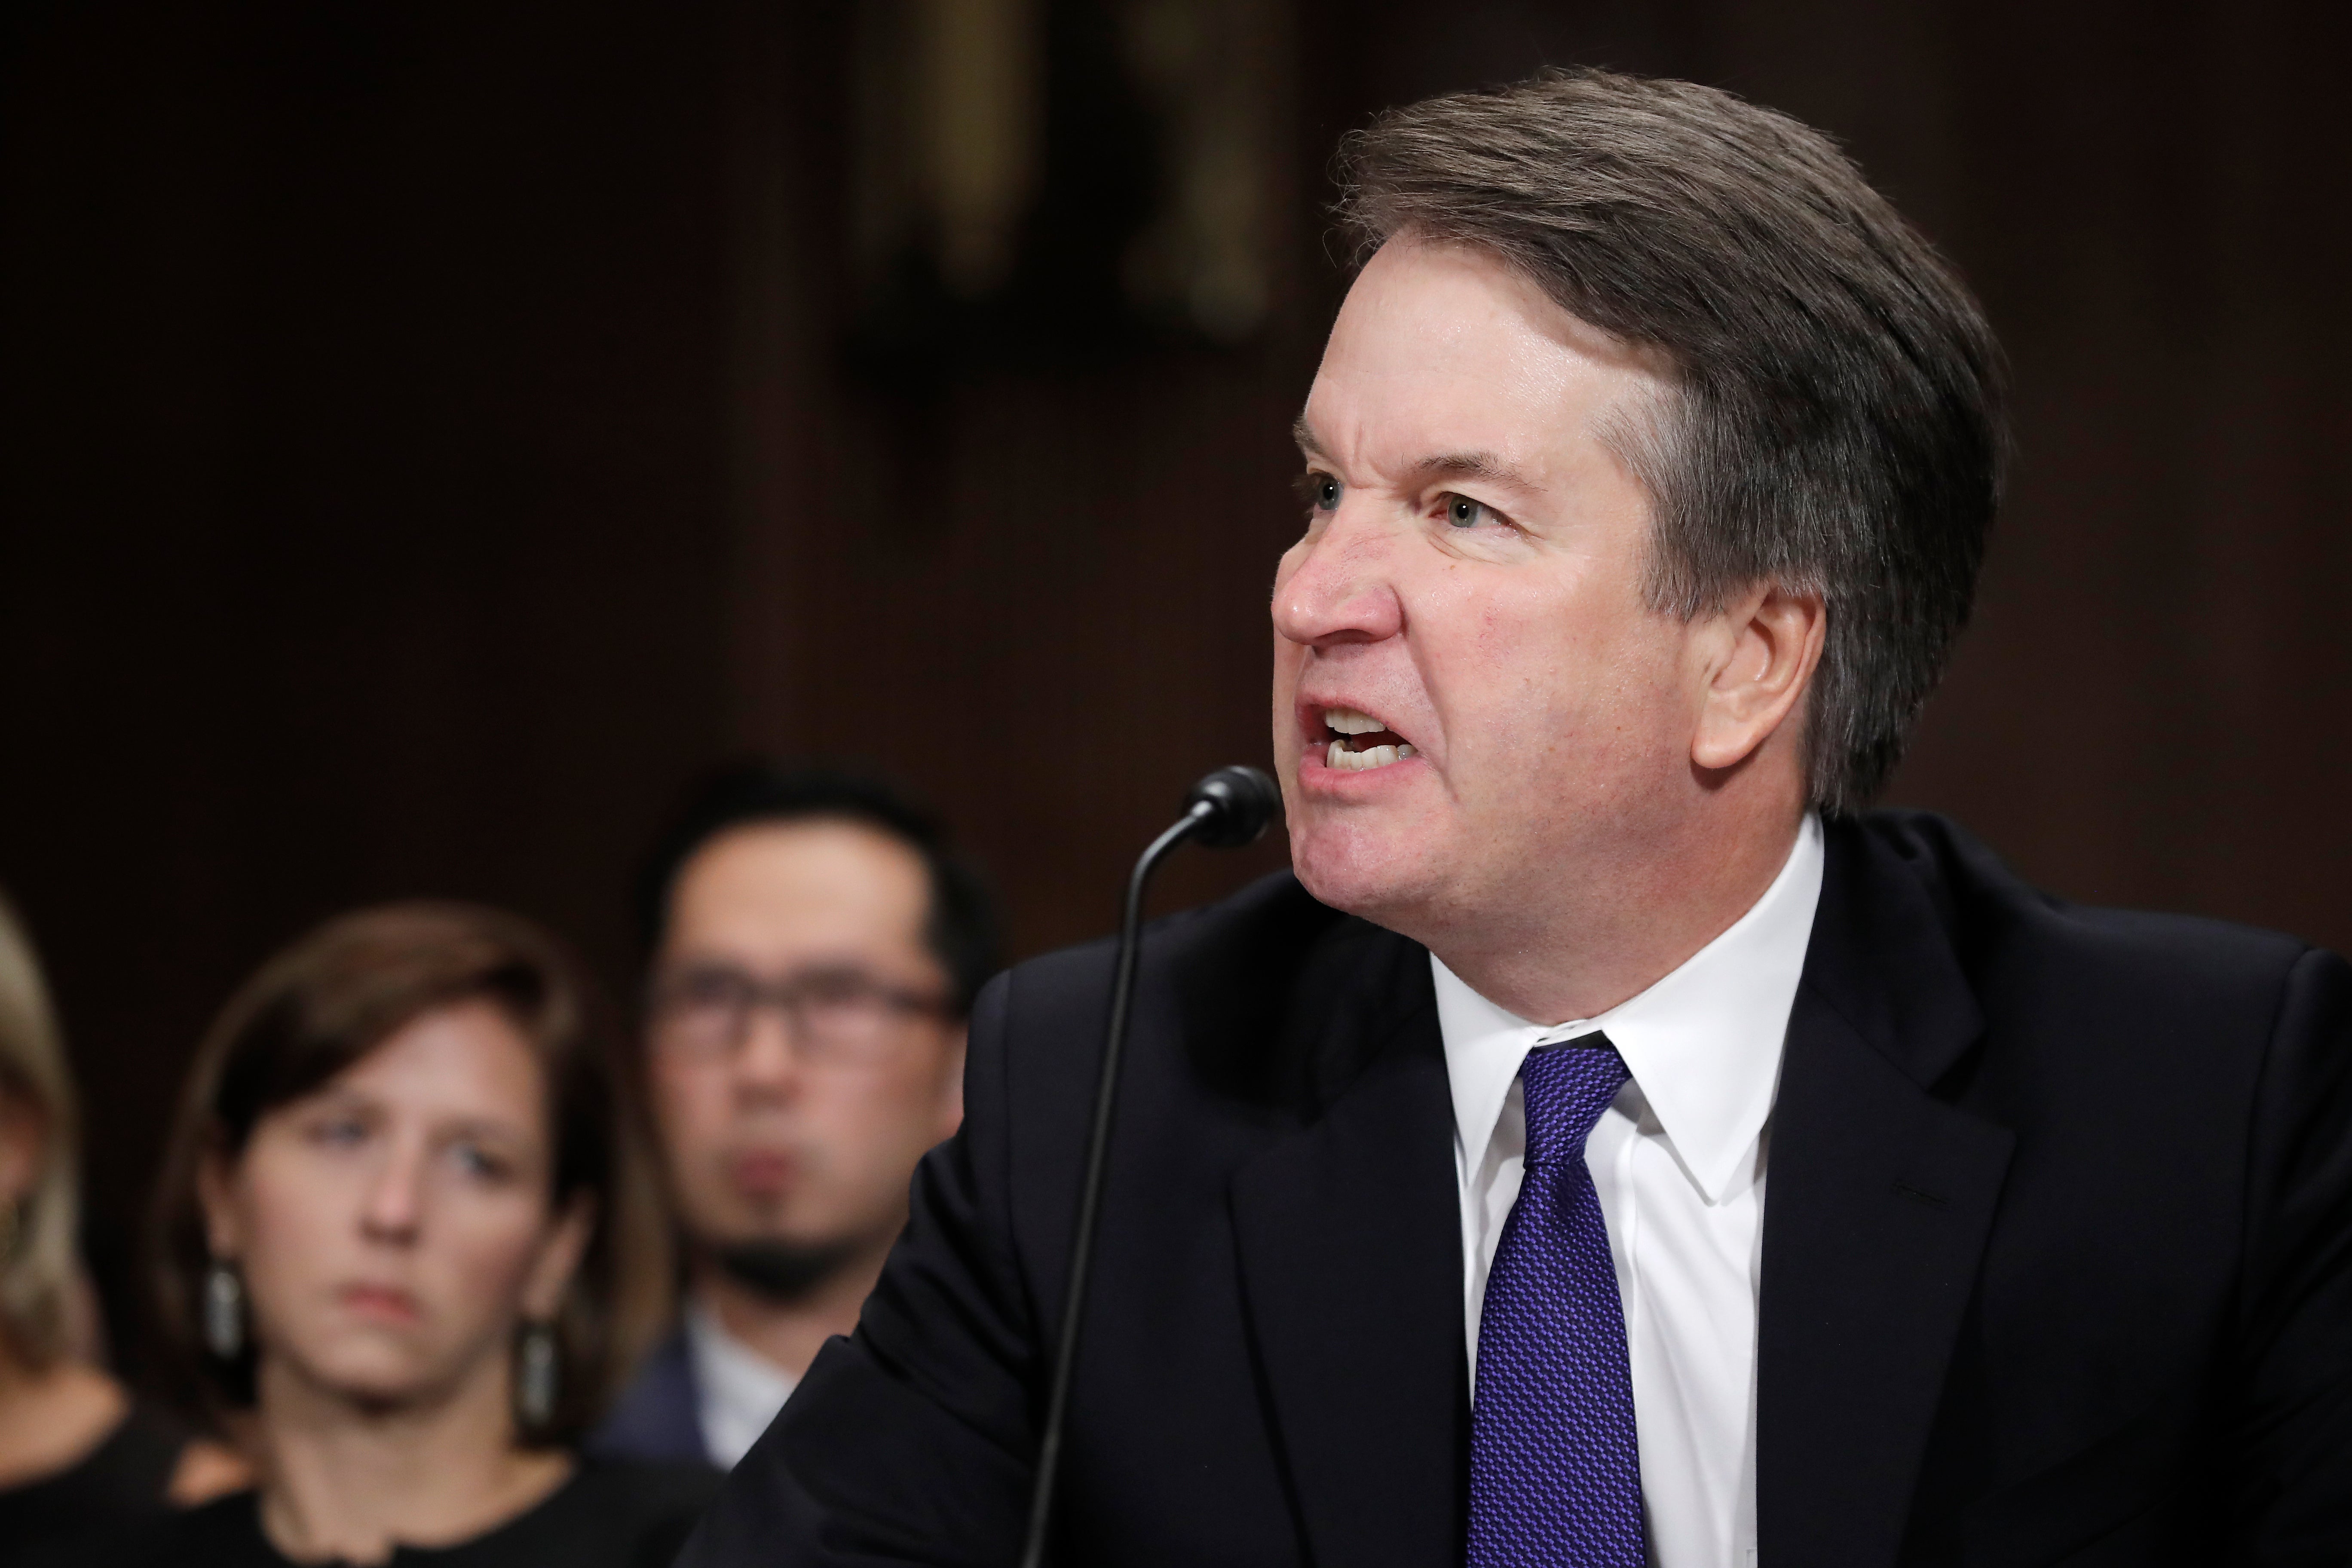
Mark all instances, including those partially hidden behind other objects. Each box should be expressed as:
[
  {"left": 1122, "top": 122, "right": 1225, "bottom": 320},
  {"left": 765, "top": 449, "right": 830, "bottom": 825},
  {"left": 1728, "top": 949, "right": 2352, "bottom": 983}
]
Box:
[{"left": 1325, "top": 708, "right": 1384, "bottom": 734}]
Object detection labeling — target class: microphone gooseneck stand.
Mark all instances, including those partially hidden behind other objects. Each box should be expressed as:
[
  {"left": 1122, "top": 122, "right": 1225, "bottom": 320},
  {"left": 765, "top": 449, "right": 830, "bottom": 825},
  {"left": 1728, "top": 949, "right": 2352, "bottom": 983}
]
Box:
[{"left": 1016, "top": 765, "right": 1280, "bottom": 1568}]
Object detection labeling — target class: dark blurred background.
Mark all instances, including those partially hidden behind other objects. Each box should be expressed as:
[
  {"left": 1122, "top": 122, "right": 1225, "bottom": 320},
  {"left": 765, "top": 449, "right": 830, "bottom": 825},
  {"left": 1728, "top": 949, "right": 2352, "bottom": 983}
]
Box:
[{"left": 3, "top": 0, "right": 2346, "bottom": 1363}]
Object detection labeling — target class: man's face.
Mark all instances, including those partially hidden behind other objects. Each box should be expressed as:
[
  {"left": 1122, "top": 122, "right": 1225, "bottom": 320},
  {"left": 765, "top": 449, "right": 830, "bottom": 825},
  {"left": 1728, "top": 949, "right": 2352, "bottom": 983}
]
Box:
[
  {"left": 1274, "top": 238, "right": 1705, "bottom": 940},
  {"left": 646, "top": 821, "right": 963, "bottom": 1263}
]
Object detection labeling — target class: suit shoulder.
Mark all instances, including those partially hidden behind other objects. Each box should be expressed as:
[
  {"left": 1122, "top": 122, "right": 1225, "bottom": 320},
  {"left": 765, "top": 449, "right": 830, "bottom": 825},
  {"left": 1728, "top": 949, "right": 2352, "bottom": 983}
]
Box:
[
  {"left": 986, "top": 870, "right": 1354, "bottom": 1024},
  {"left": 975, "top": 869, "right": 1421, "bottom": 1114},
  {"left": 1852, "top": 808, "right": 2327, "bottom": 1016}
]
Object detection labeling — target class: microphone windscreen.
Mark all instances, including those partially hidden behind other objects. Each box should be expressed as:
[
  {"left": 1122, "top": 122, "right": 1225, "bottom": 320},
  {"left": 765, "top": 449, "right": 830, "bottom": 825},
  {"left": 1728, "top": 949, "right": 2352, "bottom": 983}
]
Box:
[{"left": 1184, "top": 765, "right": 1280, "bottom": 848}]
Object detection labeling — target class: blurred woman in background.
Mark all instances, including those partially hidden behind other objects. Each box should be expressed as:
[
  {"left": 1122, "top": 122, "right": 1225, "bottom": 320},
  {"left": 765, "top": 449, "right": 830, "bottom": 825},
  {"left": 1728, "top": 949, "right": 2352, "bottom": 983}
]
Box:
[
  {"left": 0, "top": 891, "right": 245, "bottom": 1558},
  {"left": 139, "top": 902, "right": 714, "bottom": 1567}
]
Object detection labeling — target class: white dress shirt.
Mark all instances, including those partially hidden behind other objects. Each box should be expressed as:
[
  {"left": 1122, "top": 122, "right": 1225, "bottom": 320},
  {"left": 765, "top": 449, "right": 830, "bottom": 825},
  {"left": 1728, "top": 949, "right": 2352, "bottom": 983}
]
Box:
[
  {"left": 1436, "top": 814, "right": 1822, "bottom": 1568},
  {"left": 685, "top": 1298, "right": 799, "bottom": 1469}
]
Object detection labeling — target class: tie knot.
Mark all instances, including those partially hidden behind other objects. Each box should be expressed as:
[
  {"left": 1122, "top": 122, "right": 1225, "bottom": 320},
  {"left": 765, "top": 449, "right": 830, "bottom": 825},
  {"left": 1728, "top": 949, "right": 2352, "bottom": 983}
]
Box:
[{"left": 1519, "top": 1038, "right": 1629, "bottom": 1170}]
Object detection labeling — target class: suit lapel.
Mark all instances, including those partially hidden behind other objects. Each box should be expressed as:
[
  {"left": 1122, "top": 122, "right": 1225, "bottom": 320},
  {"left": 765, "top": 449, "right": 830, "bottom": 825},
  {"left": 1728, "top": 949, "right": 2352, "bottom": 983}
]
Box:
[
  {"left": 1229, "top": 941, "right": 1467, "bottom": 1568},
  {"left": 1758, "top": 821, "right": 2015, "bottom": 1568}
]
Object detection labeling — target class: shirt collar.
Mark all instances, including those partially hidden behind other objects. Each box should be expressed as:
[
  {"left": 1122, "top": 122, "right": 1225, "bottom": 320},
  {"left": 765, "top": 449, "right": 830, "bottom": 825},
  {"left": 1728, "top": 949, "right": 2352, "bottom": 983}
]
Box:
[
  {"left": 1433, "top": 814, "right": 1824, "bottom": 1205},
  {"left": 684, "top": 1297, "right": 796, "bottom": 1427}
]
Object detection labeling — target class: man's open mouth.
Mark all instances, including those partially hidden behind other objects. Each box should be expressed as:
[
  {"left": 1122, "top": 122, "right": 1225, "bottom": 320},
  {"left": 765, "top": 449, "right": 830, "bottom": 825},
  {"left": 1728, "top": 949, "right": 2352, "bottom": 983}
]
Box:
[{"left": 1320, "top": 707, "right": 1417, "bottom": 772}]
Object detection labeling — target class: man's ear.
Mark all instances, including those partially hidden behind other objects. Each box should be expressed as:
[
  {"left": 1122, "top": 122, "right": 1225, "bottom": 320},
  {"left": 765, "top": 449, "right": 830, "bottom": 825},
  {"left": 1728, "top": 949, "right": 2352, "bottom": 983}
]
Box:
[
  {"left": 519, "top": 1194, "right": 596, "bottom": 1322},
  {"left": 1691, "top": 581, "right": 1826, "bottom": 773}
]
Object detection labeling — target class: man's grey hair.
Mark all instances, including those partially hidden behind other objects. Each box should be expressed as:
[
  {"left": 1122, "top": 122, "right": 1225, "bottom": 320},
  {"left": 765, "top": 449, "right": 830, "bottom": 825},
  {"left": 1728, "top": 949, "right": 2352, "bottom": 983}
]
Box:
[{"left": 1337, "top": 68, "right": 2006, "bottom": 813}]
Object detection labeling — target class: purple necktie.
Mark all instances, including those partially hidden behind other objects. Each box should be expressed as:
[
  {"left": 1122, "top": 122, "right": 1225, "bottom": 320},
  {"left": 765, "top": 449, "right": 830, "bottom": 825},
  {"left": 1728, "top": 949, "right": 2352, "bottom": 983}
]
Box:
[{"left": 1468, "top": 1037, "right": 1646, "bottom": 1568}]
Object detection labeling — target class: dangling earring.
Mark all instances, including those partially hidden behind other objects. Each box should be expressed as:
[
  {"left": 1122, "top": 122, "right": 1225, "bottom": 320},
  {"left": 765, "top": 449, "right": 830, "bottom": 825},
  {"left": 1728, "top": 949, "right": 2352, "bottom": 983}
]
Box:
[
  {"left": 515, "top": 1321, "right": 559, "bottom": 1432},
  {"left": 0, "top": 1199, "right": 18, "bottom": 1265},
  {"left": 202, "top": 1260, "right": 246, "bottom": 1361}
]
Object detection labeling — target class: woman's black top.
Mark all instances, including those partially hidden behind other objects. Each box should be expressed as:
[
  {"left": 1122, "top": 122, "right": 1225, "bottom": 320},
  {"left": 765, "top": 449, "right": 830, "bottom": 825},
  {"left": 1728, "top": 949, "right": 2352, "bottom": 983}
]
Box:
[
  {"left": 115, "top": 1457, "right": 719, "bottom": 1568},
  {"left": 0, "top": 1401, "right": 190, "bottom": 1564}
]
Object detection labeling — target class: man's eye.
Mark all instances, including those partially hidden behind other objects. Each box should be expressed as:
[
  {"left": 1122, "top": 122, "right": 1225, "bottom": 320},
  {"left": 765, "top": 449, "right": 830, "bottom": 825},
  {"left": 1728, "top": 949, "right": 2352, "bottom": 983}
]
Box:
[
  {"left": 799, "top": 972, "right": 878, "bottom": 1008},
  {"left": 670, "top": 970, "right": 749, "bottom": 1010},
  {"left": 1445, "top": 494, "right": 1493, "bottom": 529},
  {"left": 1308, "top": 473, "right": 1342, "bottom": 512}
]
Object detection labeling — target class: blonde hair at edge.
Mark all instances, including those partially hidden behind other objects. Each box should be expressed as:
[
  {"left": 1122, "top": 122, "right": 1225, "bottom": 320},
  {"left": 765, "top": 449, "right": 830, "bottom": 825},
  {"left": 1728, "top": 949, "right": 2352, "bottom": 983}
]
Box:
[{"left": 0, "top": 891, "right": 79, "bottom": 1370}]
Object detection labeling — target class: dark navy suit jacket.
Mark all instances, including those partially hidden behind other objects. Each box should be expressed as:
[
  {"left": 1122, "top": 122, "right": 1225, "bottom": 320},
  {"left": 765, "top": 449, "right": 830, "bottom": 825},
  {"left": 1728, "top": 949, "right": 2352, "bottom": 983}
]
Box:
[
  {"left": 679, "top": 812, "right": 2352, "bottom": 1566},
  {"left": 591, "top": 1326, "right": 716, "bottom": 1469}
]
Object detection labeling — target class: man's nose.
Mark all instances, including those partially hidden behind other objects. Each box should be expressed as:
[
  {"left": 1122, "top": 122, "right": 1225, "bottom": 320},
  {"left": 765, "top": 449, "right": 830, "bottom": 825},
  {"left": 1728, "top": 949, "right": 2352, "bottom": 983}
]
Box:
[
  {"left": 1271, "top": 506, "right": 1405, "bottom": 649},
  {"left": 731, "top": 1007, "right": 805, "bottom": 1100}
]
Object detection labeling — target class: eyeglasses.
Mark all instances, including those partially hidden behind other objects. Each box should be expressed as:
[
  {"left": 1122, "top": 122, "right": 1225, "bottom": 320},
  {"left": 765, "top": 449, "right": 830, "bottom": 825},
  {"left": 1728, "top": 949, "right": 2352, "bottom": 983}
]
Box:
[{"left": 646, "top": 964, "right": 951, "bottom": 1068}]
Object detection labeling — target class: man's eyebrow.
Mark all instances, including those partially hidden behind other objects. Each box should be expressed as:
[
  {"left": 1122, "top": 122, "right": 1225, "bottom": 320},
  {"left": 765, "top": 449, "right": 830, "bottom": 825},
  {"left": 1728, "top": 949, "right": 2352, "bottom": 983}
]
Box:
[
  {"left": 1413, "top": 450, "right": 1534, "bottom": 490},
  {"left": 1288, "top": 426, "right": 1538, "bottom": 493}
]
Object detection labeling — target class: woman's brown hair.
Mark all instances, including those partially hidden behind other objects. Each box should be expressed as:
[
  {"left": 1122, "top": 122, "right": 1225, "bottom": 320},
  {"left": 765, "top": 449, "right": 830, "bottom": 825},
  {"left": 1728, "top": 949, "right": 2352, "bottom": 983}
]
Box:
[{"left": 150, "top": 901, "right": 669, "bottom": 1445}]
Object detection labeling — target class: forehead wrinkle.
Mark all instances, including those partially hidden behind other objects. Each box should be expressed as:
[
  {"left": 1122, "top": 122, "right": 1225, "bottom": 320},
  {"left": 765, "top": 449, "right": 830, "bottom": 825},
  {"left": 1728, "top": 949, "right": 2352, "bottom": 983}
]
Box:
[{"left": 1296, "top": 409, "right": 1543, "bottom": 497}]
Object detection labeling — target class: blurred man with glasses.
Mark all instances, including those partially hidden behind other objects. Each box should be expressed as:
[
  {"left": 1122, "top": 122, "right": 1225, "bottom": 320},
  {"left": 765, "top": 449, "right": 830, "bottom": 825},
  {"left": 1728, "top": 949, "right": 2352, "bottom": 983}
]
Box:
[{"left": 592, "top": 764, "right": 998, "bottom": 1470}]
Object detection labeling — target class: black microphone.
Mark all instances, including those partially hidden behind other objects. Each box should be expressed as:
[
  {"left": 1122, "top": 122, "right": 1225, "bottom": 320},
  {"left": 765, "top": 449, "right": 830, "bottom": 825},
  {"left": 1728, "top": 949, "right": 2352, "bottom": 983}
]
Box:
[
  {"left": 1017, "top": 766, "right": 1279, "bottom": 1568},
  {"left": 1179, "top": 764, "right": 1283, "bottom": 848}
]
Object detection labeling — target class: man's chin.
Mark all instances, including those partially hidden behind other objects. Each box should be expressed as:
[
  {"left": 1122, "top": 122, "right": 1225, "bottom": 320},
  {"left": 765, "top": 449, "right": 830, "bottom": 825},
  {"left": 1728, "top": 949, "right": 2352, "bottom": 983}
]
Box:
[
  {"left": 1289, "top": 828, "right": 1437, "bottom": 929},
  {"left": 709, "top": 1235, "right": 865, "bottom": 1302}
]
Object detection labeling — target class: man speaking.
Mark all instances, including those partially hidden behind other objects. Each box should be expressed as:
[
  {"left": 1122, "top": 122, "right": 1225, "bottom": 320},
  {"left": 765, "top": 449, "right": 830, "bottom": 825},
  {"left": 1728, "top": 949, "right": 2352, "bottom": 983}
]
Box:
[{"left": 683, "top": 69, "right": 2352, "bottom": 1566}]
